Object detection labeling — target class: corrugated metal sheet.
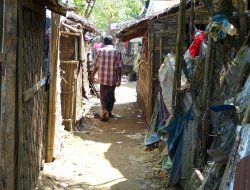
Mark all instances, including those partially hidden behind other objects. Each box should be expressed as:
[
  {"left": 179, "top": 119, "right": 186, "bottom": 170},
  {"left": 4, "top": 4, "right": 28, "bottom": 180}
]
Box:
[
  {"left": 66, "top": 12, "right": 98, "bottom": 33},
  {"left": 146, "top": 0, "right": 180, "bottom": 16},
  {"left": 220, "top": 125, "right": 250, "bottom": 190},
  {"left": 116, "top": 0, "right": 207, "bottom": 41},
  {"left": 34, "top": 0, "right": 74, "bottom": 15},
  {"left": 234, "top": 125, "right": 250, "bottom": 190},
  {"left": 234, "top": 155, "right": 250, "bottom": 190}
]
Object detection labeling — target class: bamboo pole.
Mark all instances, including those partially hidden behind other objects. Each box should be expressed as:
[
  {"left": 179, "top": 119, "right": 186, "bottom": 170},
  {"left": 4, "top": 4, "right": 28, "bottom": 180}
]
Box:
[
  {"left": 201, "top": 36, "right": 213, "bottom": 111},
  {"left": 189, "top": 0, "right": 195, "bottom": 43},
  {"left": 242, "top": 103, "right": 250, "bottom": 124},
  {"left": 206, "top": 42, "right": 215, "bottom": 106},
  {"left": 237, "top": 0, "right": 247, "bottom": 44},
  {"left": 46, "top": 12, "right": 60, "bottom": 163},
  {"left": 172, "top": 0, "right": 186, "bottom": 114}
]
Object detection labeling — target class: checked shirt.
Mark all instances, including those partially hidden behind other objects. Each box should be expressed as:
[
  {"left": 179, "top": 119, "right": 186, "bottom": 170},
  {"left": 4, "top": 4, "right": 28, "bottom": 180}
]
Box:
[{"left": 93, "top": 45, "right": 122, "bottom": 86}]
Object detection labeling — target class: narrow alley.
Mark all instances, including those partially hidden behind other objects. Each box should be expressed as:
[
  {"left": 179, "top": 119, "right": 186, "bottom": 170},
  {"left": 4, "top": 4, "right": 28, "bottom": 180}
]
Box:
[{"left": 38, "top": 81, "right": 167, "bottom": 190}]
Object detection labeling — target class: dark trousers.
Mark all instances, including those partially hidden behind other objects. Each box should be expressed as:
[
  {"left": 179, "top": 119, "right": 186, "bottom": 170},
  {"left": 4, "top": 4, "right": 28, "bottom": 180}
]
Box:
[{"left": 100, "top": 84, "right": 116, "bottom": 113}]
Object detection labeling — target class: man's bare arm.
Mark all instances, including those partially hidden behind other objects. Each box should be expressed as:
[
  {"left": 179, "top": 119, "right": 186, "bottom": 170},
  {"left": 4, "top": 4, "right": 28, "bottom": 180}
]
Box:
[{"left": 116, "top": 67, "right": 121, "bottom": 87}]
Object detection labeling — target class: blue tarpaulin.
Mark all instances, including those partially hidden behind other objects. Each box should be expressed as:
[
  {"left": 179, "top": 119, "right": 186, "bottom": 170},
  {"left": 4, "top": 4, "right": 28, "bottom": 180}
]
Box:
[
  {"left": 160, "top": 108, "right": 192, "bottom": 186},
  {"left": 144, "top": 92, "right": 169, "bottom": 146}
]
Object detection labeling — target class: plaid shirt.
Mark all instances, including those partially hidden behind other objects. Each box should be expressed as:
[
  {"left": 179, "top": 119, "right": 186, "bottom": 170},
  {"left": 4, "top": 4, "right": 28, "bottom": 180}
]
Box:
[{"left": 94, "top": 45, "right": 123, "bottom": 86}]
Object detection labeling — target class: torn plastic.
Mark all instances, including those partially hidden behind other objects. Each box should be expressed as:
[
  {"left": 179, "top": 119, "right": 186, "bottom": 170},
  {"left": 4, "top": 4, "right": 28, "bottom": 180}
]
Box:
[
  {"left": 203, "top": 105, "right": 237, "bottom": 163},
  {"left": 184, "top": 30, "right": 207, "bottom": 78},
  {"left": 206, "top": 14, "right": 238, "bottom": 41},
  {"left": 144, "top": 132, "right": 160, "bottom": 146},
  {"left": 159, "top": 53, "right": 188, "bottom": 111},
  {"left": 159, "top": 53, "right": 175, "bottom": 111},
  {"left": 223, "top": 45, "right": 250, "bottom": 100},
  {"left": 235, "top": 75, "right": 250, "bottom": 118},
  {"left": 162, "top": 155, "right": 172, "bottom": 171}
]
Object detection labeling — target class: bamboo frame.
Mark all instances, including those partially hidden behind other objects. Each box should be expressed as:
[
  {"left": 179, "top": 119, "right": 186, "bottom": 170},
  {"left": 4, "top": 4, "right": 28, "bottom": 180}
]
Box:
[
  {"left": 61, "top": 31, "right": 80, "bottom": 37},
  {"left": 46, "top": 12, "right": 60, "bottom": 163},
  {"left": 172, "top": 0, "right": 186, "bottom": 114}
]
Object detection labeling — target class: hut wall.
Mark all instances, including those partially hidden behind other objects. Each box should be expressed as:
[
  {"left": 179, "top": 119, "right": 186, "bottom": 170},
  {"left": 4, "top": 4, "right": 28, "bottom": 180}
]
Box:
[
  {"left": 0, "top": 1, "right": 17, "bottom": 189},
  {"left": 17, "top": 3, "right": 47, "bottom": 189},
  {"left": 137, "top": 60, "right": 151, "bottom": 124},
  {"left": 138, "top": 10, "right": 209, "bottom": 125},
  {"left": 60, "top": 34, "right": 84, "bottom": 131},
  {"left": 137, "top": 32, "right": 152, "bottom": 124}
]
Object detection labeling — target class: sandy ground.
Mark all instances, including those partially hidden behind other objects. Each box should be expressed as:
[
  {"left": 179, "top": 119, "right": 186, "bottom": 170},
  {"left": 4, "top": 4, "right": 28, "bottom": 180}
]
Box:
[{"left": 38, "top": 81, "right": 168, "bottom": 190}]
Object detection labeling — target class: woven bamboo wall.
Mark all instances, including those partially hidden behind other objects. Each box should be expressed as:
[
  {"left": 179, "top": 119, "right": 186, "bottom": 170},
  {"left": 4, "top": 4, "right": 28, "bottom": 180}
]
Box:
[
  {"left": 60, "top": 34, "right": 84, "bottom": 131},
  {"left": 18, "top": 6, "right": 46, "bottom": 189},
  {"left": 137, "top": 61, "right": 151, "bottom": 123},
  {"left": 137, "top": 10, "right": 209, "bottom": 125}
]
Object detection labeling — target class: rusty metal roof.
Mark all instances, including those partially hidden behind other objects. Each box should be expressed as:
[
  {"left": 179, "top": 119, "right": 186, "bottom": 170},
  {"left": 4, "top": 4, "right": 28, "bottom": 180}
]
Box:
[
  {"left": 34, "top": 0, "right": 75, "bottom": 15},
  {"left": 220, "top": 125, "right": 250, "bottom": 190},
  {"left": 65, "top": 12, "right": 98, "bottom": 33},
  {"left": 116, "top": 0, "right": 206, "bottom": 42},
  {"left": 234, "top": 155, "right": 250, "bottom": 190},
  {"left": 234, "top": 125, "right": 250, "bottom": 190},
  {"left": 116, "top": 0, "right": 190, "bottom": 41}
]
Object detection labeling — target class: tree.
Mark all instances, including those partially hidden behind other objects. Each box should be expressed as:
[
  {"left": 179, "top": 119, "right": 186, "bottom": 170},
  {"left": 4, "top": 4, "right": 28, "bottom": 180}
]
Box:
[
  {"left": 74, "top": 0, "right": 144, "bottom": 30},
  {"left": 74, "top": 0, "right": 96, "bottom": 18}
]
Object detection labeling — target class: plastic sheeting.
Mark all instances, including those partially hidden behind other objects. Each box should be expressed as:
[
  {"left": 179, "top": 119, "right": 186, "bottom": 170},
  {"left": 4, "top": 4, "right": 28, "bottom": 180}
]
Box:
[
  {"left": 206, "top": 14, "right": 238, "bottom": 41},
  {"left": 144, "top": 92, "right": 169, "bottom": 146},
  {"left": 159, "top": 53, "right": 175, "bottom": 111},
  {"left": 159, "top": 53, "right": 187, "bottom": 111},
  {"left": 159, "top": 108, "right": 192, "bottom": 186}
]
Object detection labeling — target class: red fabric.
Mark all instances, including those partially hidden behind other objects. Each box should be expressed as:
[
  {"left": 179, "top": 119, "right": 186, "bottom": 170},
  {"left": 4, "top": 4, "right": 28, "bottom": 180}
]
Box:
[
  {"left": 124, "top": 41, "right": 129, "bottom": 49},
  {"left": 93, "top": 45, "right": 123, "bottom": 86},
  {"left": 188, "top": 32, "right": 206, "bottom": 58}
]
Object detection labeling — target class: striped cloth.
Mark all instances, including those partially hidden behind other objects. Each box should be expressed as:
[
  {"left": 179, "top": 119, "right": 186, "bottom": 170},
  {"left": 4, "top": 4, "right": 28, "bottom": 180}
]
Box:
[{"left": 93, "top": 45, "right": 122, "bottom": 86}]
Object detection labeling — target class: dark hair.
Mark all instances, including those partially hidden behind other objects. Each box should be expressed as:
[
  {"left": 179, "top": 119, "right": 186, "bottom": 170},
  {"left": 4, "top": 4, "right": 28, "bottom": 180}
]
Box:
[{"left": 104, "top": 36, "right": 113, "bottom": 45}]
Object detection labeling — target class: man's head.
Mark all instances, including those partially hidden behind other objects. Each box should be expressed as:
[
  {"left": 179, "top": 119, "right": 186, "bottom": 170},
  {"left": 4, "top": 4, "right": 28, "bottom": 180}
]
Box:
[{"left": 104, "top": 36, "right": 113, "bottom": 45}]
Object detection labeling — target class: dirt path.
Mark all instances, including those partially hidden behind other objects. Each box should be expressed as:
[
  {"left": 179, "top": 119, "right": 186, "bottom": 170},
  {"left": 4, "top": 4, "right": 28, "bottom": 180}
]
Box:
[{"left": 38, "top": 82, "right": 166, "bottom": 190}]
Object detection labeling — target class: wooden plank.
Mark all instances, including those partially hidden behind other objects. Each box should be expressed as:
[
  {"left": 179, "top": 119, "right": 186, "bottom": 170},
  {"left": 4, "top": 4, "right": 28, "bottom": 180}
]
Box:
[
  {"left": 23, "top": 77, "right": 45, "bottom": 101},
  {"left": 61, "top": 31, "right": 80, "bottom": 37},
  {"left": 2, "top": 2, "right": 17, "bottom": 189},
  {"left": 17, "top": 5, "right": 24, "bottom": 190},
  {"left": 60, "top": 60, "right": 79, "bottom": 64},
  {"left": 149, "top": 25, "right": 154, "bottom": 122}
]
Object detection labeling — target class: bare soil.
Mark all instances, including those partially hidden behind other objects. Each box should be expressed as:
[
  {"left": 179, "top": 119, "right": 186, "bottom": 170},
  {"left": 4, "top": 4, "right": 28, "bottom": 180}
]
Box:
[{"left": 38, "top": 81, "right": 168, "bottom": 190}]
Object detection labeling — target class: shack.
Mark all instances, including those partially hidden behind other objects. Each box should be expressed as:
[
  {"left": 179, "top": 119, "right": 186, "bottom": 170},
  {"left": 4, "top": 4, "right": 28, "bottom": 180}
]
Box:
[
  {"left": 117, "top": 0, "right": 209, "bottom": 124},
  {"left": 60, "top": 12, "right": 97, "bottom": 131},
  {"left": 121, "top": 0, "right": 250, "bottom": 189},
  {"left": 0, "top": 0, "right": 72, "bottom": 189}
]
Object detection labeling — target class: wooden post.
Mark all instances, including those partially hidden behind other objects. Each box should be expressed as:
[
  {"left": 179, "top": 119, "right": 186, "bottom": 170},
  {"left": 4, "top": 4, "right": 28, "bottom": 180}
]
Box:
[
  {"left": 201, "top": 36, "right": 213, "bottom": 111},
  {"left": 17, "top": 4, "right": 24, "bottom": 190},
  {"left": 149, "top": 23, "right": 155, "bottom": 119},
  {"left": 189, "top": 0, "right": 195, "bottom": 43},
  {"left": 237, "top": 0, "right": 247, "bottom": 44},
  {"left": 242, "top": 103, "right": 250, "bottom": 124},
  {"left": 46, "top": 12, "right": 60, "bottom": 163},
  {"left": 172, "top": 0, "right": 186, "bottom": 114}
]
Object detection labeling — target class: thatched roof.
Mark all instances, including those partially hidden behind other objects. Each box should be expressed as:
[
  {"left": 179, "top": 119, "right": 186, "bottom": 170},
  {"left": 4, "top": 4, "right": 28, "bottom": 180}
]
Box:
[
  {"left": 61, "top": 12, "right": 98, "bottom": 33},
  {"left": 35, "top": 0, "right": 74, "bottom": 15},
  {"left": 116, "top": 0, "right": 205, "bottom": 42}
]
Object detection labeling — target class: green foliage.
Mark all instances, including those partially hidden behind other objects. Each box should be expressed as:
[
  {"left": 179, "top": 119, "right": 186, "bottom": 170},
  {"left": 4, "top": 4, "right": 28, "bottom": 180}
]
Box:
[
  {"left": 73, "top": 0, "right": 96, "bottom": 18},
  {"left": 73, "top": 0, "right": 144, "bottom": 29}
]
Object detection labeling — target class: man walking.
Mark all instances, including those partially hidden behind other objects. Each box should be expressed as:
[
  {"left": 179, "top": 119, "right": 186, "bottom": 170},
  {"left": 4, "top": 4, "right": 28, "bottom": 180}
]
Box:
[{"left": 92, "top": 36, "right": 122, "bottom": 121}]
